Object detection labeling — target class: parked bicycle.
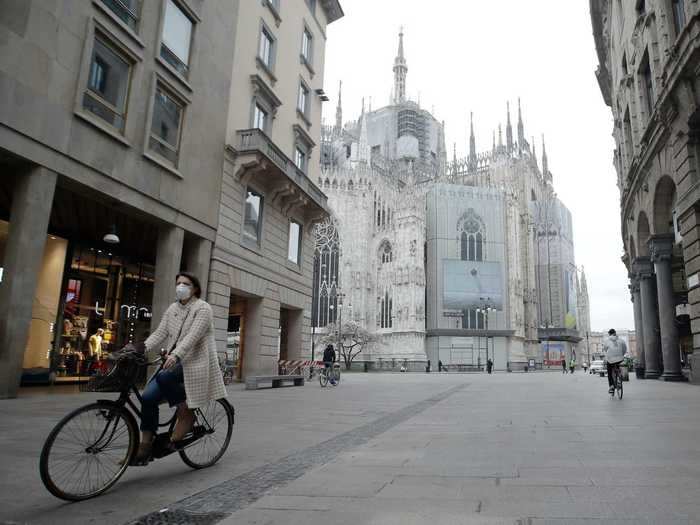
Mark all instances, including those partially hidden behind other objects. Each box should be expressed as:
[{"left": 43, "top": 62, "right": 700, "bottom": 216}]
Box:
[
  {"left": 39, "top": 348, "right": 234, "bottom": 501},
  {"left": 319, "top": 362, "right": 341, "bottom": 387},
  {"left": 218, "top": 351, "right": 236, "bottom": 385}
]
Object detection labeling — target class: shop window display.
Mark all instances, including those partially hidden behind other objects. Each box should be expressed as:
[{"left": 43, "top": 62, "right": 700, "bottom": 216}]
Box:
[{"left": 52, "top": 246, "right": 154, "bottom": 381}]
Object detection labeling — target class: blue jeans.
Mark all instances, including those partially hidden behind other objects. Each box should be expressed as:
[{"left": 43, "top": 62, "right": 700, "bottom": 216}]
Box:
[{"left": 140, "top": 365, "right": 186, "bottom": 433}]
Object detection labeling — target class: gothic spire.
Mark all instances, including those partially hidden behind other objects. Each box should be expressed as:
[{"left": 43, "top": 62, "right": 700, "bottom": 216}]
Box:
[
  {"left": 498, "top": 123, "right": 503, "bottom": 150},
  {"left": 517, "top": 98, "right": 525, "bottom": 149},
  {"left": 506, "top": 102, "right": 513, "bottom": 153},
  {"left": 531, "top": 135, "right": 538, "bottom": 167},
  {"left": 542, "top": 134, "right": 549, "bottom": 177},
  {"left": 335, "top": 80, "right": 343, "bottom": 132},
  {"left": 358, "top": 102, "right": 370, "bottom": 163},
  {"left": 492, "top": 130, "right": 496, "bottom": 155},
  {"left": 469, "top": 112, "right": 476, "bottom": 163},
  {"left": 393, "top": 27, "right": 408, "bottom": 104}
]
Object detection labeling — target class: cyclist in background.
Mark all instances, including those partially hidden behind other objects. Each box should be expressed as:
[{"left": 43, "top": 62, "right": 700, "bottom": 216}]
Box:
[
  {"left": 323, "top": 344, "right": 337, "bottom": 385},
  {"left": 603, "top": 328, "right": 627, "bottom": 394}
]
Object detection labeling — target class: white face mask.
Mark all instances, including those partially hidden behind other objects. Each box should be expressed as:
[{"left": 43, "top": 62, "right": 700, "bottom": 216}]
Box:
[{"left": 175, "top": 283, "right": 192, "bottom": 301}]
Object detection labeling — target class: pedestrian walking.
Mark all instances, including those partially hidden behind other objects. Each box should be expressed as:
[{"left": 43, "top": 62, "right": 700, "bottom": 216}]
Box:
[
  {"left": 561, "top": 357, "right": 567, "bottom": 374},
  {"left": 569, "top": 356, "right": 576, "bottom": 374},
  {"left": 438, "top": 360, "right": 443, "bottom": 372},
  {"left": 486, "top": 358, "right": 493, "bottom": 374}
]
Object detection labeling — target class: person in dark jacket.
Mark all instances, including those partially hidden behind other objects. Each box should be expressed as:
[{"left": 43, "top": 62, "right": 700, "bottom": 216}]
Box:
[
  {"left": 561, "top": 357, "right": 567, "bottom": 374},
  {"left": 322, "top": 344, "right": 336, "bottom": 385},
  {"left": 486, "top": 358, "right": 493, "bottom": 374}
]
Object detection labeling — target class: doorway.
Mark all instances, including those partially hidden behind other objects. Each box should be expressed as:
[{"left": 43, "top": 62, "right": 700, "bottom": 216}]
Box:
[{"left": 227, "top": 295, "right": 247, "bottom": 381}]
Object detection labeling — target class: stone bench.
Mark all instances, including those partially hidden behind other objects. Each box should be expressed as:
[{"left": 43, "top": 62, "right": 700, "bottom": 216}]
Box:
[{"left": 245, "top": 375, "right": 305, "bottom": 390}]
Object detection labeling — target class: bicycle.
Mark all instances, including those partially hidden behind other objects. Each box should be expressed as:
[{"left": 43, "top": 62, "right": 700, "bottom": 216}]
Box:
[
  {"left": 319, "top": 362, "right": 341, "bottom": 387},
  {"left": 39, "top": 348, "right": 234, "bottom": 501},
  {"left": 219, "top": 352, "right": 236, "bottom": 385},
  {"left": 610, "top": 362, "right": 623, "bottom": 400}
]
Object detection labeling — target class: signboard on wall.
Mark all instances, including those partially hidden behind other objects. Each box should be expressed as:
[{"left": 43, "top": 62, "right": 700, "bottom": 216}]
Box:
[
  {"left": 443, "top": 260, "right": 504, "bottom": 310},
  {"left": 542, "top": 342, "right": 564, "bottom": 365}
]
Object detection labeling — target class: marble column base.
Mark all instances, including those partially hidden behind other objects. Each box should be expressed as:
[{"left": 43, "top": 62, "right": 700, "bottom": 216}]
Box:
[
  {"left": 660, "top": 371, "right": 687, "bottom": 382},
  {"left": 645, "top": 369, "right": 661, "bottom": 379}
]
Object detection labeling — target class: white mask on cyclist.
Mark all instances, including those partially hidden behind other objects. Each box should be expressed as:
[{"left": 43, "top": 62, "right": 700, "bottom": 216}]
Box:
[{"left": 175, "top": 283, "right": 192, "bottom": 301}]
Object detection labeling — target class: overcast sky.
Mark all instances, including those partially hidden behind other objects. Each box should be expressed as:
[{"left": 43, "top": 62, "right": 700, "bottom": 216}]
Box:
[{"left": 321, "top": 0, "right": 632, "bottom": 332}]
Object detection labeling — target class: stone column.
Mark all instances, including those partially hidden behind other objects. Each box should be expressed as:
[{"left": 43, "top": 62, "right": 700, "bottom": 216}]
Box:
[
  {"left": 0, "top": 167, "right": 57, "bottom": 399},
  {"left": 151, "top": 225, "right": 184, "bottom": 335},
  {"left": 629, "top": 271, "right": 646, "bottom": 374},
  {"left": 635, "top": 257, "right": 662, "bottom": 379},
  {"left": 650, "top": 234, "right": 684, "bottom": 381},
  {"left": 183, "top": 237, "right": 212, "bottom": 298},
  {"left": 679, "top": 204, "right": 700, "bottom": 383}
]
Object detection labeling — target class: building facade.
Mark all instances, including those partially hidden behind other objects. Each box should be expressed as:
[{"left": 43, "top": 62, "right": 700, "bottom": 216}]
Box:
[
  {"left": 207, "top": 0, "right": 343, "bottom": 380},
  {"left": 591, "top": 0, "right": 698, "bottom": 381},
  {"left": 315, "top": 32, "right": 588, "bottom": 370},
  {"left": 0, "top": 0, "right": 238, "bottom": 398},
  {"left": 0, "top": 0, "right": 344, "bottom": 396}
]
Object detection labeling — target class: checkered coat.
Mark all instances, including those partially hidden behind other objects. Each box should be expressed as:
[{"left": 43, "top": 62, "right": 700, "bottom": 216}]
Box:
[{"left": 145, "top": 298, "right": 227, "bottom": 408}]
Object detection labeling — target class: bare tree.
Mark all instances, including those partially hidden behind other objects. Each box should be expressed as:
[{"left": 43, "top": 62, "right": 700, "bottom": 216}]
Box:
[{"left": 320, "top": 321, "right": 380, "bottom": 370}]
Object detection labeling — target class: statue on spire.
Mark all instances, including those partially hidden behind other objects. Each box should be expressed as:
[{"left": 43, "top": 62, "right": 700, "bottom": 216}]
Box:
[{"left": 393, "top": 27, "right": 408, "bottom": 104}]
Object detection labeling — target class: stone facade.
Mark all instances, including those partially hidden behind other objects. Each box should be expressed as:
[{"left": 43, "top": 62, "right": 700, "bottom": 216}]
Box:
[
  {"left": 591, "top": 0, "right": 699, "bottom": 381},
  {"left": 314, "top": 33, "right": 588, "bottom": 370},
  {"left": 0, "top": 0, "right": 238, "bottom": 397},
  {"left": 207, "top": 0, "right": 343, "bottom": 379}
]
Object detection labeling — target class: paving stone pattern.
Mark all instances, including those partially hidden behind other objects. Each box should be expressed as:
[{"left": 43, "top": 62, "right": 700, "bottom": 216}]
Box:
[
  {"left": 2, "top": 373, "right": 700, "bottom": 524},
  {"left": 127, "top": 384, "right": 467, "bottom": 523}
]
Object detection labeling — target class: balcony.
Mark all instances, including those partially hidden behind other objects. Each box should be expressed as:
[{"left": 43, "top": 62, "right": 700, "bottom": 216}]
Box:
[{"left": 232, "top": 129, "right": 328, "bottom": 215}]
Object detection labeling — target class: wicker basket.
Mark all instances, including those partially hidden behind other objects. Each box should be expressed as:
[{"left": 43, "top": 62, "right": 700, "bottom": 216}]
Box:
[{"left": 80, "top": 353, "right": 147, "bottom": 393}]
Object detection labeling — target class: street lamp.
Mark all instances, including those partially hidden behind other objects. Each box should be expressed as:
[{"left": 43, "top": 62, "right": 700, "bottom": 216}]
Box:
[{"left": 478, "top": 296, "right": 497, "bottom": 366}]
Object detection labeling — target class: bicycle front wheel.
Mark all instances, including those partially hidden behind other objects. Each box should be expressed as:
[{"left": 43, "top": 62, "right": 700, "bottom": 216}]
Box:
[
  {"left": 179, "top": 399, "right": 234, "bottom": 469},
  {"left": 40, "top": 402, "right": 137, "bottom": 501},
  {"left": 319, "top": 370, "right": 328, "bottom": 387}
]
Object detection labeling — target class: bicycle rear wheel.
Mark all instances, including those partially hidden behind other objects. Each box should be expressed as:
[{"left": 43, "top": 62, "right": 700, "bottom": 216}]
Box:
[
  {"left": 331, "top": 367, "right": 340, "bottom": 386},
  {"left": 40, "top": 402, "right": 137, "bottom": 501},
  {"left": 179, "top": 399, "right": 234, "bottom": 469}
]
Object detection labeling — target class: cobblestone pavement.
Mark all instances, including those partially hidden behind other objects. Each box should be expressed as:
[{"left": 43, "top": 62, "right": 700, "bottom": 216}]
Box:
[{"left": 1, "top": 372, "right": 700, "bottom": 524}]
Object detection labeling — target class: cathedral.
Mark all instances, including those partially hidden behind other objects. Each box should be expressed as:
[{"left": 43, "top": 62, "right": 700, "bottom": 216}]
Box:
[{"left": 312, "top": 31, "right": 590, "bottom": 370}]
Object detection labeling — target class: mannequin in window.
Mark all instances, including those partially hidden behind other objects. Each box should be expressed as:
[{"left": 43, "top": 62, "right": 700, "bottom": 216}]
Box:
[{"left": 89, "top": 328, "right": 105, "bottom": 359}]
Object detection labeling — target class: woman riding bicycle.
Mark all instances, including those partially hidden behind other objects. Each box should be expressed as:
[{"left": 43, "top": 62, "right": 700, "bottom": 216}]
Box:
[
  {"left": 135, "top": 272, "right": 227, "bottom": 463},
  {"left": 603, "top": 328, "right": 627, "bottom": 394}
]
